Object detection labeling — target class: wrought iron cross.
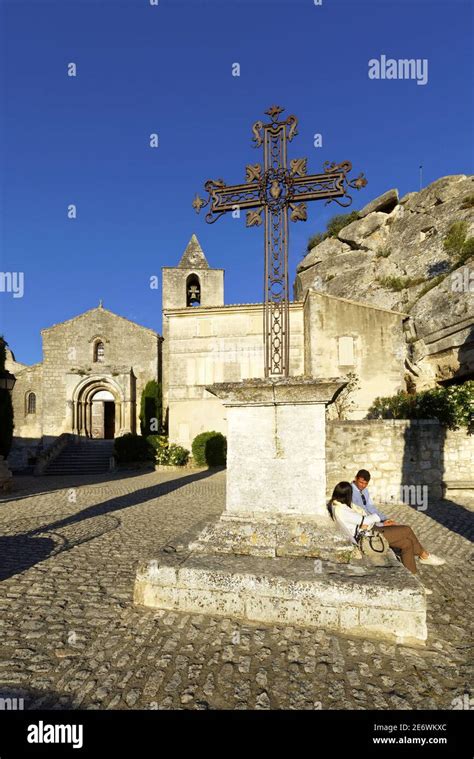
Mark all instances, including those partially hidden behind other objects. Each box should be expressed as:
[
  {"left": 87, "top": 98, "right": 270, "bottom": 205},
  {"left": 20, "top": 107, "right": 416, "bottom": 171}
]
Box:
[{"left": 193, "top": 105, "right": 367, "bottom": 377}]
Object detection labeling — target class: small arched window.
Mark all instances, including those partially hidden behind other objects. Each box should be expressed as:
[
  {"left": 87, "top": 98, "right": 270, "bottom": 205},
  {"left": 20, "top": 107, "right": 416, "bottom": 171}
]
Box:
[
  {"left": 94, "top": 341, "right": 105, "bottom": 363},
  {"left": 27, "top": 392, "right": 36, "bottom": 414}
]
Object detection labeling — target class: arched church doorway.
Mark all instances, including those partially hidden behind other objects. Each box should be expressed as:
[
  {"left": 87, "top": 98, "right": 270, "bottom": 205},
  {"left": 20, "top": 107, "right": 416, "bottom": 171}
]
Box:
[
  {"left": 91, "top": 389, "right": 115, "bottom": 439},
  {"left": 72, "top": 378, "right": 125, "bottom": 439}
]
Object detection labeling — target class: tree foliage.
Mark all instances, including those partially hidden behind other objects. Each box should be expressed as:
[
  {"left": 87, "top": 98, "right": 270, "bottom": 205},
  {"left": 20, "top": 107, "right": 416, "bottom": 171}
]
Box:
[
  {"left": 140, "top": 380, "right": 162, "bottom": 436},
  {"left": 0, "top": 336, "right": 14, "bottom": 458}
]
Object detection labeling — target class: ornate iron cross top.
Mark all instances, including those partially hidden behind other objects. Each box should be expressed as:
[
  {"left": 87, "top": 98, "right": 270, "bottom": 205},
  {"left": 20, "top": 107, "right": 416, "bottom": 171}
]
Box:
[{"left": 193, "top": 105, "right": 367, "bottom": 377}]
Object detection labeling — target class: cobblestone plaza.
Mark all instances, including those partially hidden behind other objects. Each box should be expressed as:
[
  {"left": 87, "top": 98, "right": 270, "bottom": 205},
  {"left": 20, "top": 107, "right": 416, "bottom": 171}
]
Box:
[{"left": 0, "top": 470, "right": 472, "bottom": 711}]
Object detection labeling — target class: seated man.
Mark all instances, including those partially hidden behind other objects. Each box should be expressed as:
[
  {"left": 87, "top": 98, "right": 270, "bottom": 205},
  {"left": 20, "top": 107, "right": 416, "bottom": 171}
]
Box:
[{"left": 351, "top": 469, "right": 445, "bottom": 585}]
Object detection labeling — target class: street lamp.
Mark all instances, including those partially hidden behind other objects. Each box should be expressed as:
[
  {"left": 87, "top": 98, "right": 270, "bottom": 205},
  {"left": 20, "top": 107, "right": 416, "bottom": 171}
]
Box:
[{"left": 0, "top": 370, "right": 16, "bottom": 391}]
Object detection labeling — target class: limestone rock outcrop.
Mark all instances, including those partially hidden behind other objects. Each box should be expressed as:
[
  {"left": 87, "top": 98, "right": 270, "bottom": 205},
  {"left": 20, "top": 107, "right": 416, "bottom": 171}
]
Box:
[{"left": 294, "top": 175, "right": 474, "bottom": 386}]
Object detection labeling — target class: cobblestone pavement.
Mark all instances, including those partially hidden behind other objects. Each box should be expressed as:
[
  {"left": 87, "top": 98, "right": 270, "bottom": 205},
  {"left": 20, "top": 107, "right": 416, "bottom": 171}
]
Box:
[{"left": 0, "top": 470, "right": 472, "bottom": 710}]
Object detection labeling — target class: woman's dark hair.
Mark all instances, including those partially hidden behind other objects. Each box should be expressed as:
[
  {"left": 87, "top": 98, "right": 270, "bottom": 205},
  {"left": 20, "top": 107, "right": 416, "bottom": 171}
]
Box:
[{"left": 328, "top": 481, "right": 353, "bottom": 519}]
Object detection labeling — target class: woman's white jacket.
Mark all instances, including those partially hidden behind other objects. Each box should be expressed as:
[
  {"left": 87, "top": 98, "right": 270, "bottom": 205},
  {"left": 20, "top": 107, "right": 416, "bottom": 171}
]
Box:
[{"left": 330, "top": 499, "right": 382, "bottom": 544}]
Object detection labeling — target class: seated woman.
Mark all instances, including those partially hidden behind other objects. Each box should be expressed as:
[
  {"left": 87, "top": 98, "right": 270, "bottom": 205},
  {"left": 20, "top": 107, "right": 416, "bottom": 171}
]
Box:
[{"left": 328, "top": 482, "right": 445, "bottom": 588}]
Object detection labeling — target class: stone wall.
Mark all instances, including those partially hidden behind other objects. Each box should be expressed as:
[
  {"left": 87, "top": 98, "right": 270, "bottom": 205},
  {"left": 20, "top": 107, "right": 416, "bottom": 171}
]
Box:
[
  {"left": 10, "top": 363, "right": 43, "bottom": 438},
  {"left": 164, "top": 303, "right": 305, "bottom": 449},
  {"left": 326, "top": 419, "right": 473, "bottom": 506},
  {"left": 303, "top": 289, "right": 406, "bottom": 417}
]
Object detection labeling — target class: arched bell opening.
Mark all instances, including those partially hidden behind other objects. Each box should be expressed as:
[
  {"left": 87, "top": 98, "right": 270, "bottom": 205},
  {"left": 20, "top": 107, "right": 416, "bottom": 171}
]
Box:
[{"left": 186, "top": 273, "right": 201, "bottom": 307}]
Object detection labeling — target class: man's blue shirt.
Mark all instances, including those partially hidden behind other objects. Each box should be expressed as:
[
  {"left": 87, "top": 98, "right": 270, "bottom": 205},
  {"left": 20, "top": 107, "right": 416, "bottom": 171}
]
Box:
[{"left": 351, "top": 482, "right": 388, "bottom": 523}]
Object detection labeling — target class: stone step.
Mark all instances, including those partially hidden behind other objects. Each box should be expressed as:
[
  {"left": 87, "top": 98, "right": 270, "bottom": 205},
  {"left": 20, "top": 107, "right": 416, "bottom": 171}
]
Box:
[
  {"left": 53, "top": 454, "right": 112, "bottom": 460},
  {"left": 45, "top": 467, "right": 109, "bottom": 476},
  {"left": 43, "top": 440, "right": 115, "bottom": 475}
]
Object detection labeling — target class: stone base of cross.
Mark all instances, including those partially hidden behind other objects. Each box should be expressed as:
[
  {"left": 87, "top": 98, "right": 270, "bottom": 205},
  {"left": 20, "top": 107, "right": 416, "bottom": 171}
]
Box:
[{"left": 134, "top": 376, "right": 427, "bottom": 644}]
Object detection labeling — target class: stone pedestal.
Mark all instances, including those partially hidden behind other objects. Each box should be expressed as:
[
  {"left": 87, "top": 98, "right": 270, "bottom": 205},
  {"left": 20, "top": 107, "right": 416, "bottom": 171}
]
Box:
[
  {"left": 134, "top": 377, "right": 427, "bottom": 644},
  {"left": 215, "top": 377, "right": 344, "bottom": 517}
]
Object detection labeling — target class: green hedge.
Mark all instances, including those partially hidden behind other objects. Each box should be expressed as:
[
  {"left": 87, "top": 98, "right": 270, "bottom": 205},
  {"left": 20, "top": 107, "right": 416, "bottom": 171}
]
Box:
[
  {"left": 114, "top": 433, "right": 155, "bottom": 463},
  {"left": 192, "top": 431, "right": 227, "bottom": 466},
  {"left": 367, "top": 382, "right": 474, "bottom": 431}
]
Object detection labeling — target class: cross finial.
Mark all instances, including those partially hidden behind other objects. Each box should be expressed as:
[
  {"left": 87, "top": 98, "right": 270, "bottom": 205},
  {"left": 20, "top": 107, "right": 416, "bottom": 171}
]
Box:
[{"left": 265, "top": 105, "right": 284, "bottom": 121}]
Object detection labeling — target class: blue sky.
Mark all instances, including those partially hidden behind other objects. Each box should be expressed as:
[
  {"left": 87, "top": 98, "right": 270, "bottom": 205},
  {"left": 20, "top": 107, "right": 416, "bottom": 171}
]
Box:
[{"left": 1, "top": 0, "right": 473, "bottom": 364}]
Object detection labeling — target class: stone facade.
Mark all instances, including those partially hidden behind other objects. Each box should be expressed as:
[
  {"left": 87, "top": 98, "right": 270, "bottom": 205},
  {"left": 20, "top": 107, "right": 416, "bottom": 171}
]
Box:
[
  {"left": 163, "top": 301, "right": 305, "bottom": 449},
  {"left": 303, "top": 290, "right": 407, "bottom": 416},
  {"left": 163, "top": 236, "right": 407, "bottom": 450},
  {"left": 9, "top": 306, "right": 162, "bottom": 469},
  {"left": 326, "top": 419, "right": 474, "bottom": 504}
]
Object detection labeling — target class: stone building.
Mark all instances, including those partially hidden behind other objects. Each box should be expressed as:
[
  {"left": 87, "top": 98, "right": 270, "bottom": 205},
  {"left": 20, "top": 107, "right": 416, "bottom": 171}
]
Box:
[
  {"left": 162, "top": 235, "right": 408, "bottom": 450},
  {"left": 8, "top": 304, "right": 162, "bottom": 468},
  {"left": 8, "top": 233, "right": 411, "bottom": 466}
]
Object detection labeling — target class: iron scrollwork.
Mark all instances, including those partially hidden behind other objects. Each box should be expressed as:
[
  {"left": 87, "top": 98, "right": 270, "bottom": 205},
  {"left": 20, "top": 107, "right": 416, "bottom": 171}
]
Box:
[{"left": 193, "top": 107, "right": 367, "bottom": 376}]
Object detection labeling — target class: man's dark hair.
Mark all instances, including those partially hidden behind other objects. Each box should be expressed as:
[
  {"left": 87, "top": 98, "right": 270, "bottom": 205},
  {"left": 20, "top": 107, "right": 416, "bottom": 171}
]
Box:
[{"left": 356, "top": 469, "right": 371, "bottom": 482}]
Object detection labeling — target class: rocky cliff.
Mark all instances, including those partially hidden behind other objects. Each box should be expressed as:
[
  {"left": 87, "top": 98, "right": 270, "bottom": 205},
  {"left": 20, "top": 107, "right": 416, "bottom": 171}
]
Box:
[{"left": 294, "top": 174, "right": 474, "bottom": 387}]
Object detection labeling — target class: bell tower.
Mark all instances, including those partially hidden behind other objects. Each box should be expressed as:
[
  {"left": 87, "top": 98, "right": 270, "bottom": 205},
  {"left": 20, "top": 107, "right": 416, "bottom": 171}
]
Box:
[{"left": 162, "top": 234, "right": 224, "bottom": 310}]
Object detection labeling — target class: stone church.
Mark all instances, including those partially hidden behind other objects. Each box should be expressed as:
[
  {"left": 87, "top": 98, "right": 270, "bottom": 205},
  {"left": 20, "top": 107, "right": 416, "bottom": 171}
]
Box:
[
  {"left": 8, "top": 305, "right": 162, "bottom": 468},
  {"left": 8, "top": 233, "right": 408, "bottom": 466}
]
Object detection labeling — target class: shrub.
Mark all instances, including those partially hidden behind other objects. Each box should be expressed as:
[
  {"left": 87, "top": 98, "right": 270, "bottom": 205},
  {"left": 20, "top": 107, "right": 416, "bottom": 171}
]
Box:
[
  {"left": 167, "top": 444, "right": 189, "bottom": 466},
  {"left": 306, "top": 232, "right": 327, "bottom": 252},
  {"left": 149, "top": 436, "right": 189, "bottom": 466},
  {"left": 457, "top": 237, "right": 474, "bottom": 266},
  {"left": 367, "top": 381, "right": 474, "bottom": 430},
  {"left": 114, "top": 433, "right": 155, "bottom": 463},
  {"left": 444, "top": 221, "right": 468, "bottom": 259},
  {"left": 147, "top": 434, "right": 168, "bottom": 452},
  {"left": 192, "top": 431, "right": 227, "bottom": 466},
  {"left": 0, "top": 337, "right": 14, "bottom": 458},
  {"left": 415, "top": 274, "right": 446, "bottom": 300},
  {"left": 304, "top": 210, "right": 359, "bottom": 255},
  {"left": 460, "top": 194, "right": 474, "bottom": 209},
  {"left": 378, "top": 275, "right": 425, "bottom": 292},
  {"left": 140, "top": 380, "right": 162, "bottom": 436},
  {"left": 326, "top": 210, "right": 359, "bottom": 238},
  {"left": 377, "top": 276, "right": 407, "bottom": 292},
  {"left": 376, "top": 246, "right": 391, "bottom": 258}
]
